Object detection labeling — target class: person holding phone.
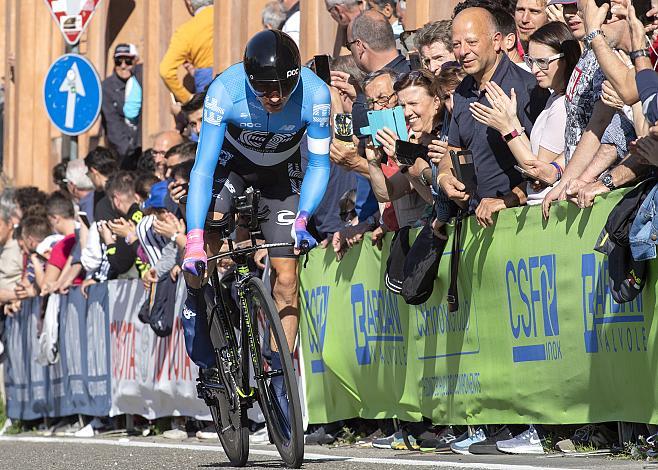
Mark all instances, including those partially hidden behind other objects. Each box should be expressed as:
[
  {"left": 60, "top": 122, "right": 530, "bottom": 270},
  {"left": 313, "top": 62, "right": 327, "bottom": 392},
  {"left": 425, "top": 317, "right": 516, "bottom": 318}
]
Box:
[
  {"left": 366, "top": 70, "right": 444, "bottom": 218},
  {"left": 469, "top": 22, "right": 580, "bottom": 204}
]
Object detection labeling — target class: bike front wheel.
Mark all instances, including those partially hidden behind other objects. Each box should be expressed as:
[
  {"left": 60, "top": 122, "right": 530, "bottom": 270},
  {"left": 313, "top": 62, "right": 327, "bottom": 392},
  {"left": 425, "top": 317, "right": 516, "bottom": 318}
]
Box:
[
  {"left": 205, "top": 288, "right": 250, "bottom": 466},
  {"left": 246, "top": 277, "right": 304, "bottom": 468}
]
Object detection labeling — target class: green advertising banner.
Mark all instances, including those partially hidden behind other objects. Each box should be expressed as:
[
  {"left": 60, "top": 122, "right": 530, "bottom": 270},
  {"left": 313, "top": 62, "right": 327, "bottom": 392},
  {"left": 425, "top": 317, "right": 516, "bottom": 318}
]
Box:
[{"left": 299, "top": 191, "right": 658, "bottom": 425}]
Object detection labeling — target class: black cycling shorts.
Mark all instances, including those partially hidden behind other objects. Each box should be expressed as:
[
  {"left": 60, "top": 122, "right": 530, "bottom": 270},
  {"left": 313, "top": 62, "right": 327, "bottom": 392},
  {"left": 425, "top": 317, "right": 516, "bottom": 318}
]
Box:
[{"left": 211, "top": 158, "right": 302, "bottom": 259}]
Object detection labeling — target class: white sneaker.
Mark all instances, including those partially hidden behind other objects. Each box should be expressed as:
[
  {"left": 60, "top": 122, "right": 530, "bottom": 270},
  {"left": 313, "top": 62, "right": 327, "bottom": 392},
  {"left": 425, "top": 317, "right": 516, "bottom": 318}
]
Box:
[
  {"left": 249, "top": 426, "right": 270, "bottom": 445},
  {"left": 196, "top": 425, "right": 217, "bottom": 440},
  {"left": 496, "top": 425, "right": 544, "bottom": 454},
  {"left": 74, "top": 423, "right": 95, "bottom": 438},
  {"left": 162, "top": 428, "right": 188, "bottom": 440},
  {"left": 0, "top": 418, "right": 11, "bottom": 436}
]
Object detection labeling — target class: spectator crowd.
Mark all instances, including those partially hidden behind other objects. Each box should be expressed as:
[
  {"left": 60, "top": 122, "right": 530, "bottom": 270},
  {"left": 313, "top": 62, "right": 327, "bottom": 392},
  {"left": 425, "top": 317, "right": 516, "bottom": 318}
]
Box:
[{"left": 3, "top": 0, "right": 658, "bottom": 457}]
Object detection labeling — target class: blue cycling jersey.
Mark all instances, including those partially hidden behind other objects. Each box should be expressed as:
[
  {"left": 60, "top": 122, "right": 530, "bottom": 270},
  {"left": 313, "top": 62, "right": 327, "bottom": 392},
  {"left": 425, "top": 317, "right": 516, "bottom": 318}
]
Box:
[{"left": 186, "top": 64, "right": 332, "bottom": 231}]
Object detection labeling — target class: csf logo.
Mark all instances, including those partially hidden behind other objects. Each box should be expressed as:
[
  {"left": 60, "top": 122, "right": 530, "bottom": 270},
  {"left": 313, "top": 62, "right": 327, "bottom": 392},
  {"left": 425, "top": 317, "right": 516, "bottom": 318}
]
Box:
[
  {"left": 505, "top": 254, "right": 561, "bottom": 363},
  {"left": 286, "top": 68, "right": 299, "bottom": 79}
]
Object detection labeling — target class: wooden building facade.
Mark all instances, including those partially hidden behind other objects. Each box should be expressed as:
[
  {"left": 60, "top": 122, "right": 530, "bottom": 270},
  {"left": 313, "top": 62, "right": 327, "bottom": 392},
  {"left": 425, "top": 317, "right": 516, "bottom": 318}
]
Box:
[{"left": 1, "top": 0, "right": 458, "bottom": 189}]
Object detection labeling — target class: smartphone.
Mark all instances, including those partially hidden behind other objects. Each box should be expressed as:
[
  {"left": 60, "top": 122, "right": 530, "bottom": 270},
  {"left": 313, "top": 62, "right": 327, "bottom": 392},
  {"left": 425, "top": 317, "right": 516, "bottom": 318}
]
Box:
[
  {"left": 395, "top": 140, "right": 429, "bottom": 166},
  {"left": 449, "top": 149, "right": 477, "bottom": 194},
  {"left": 174, "top": 182, "right": 189, "bottom": 191},
  {"left": 78, "top": 211, "right": 90, "bottom": 228},
  {"left": 314, "top": 54, "right": 331, "bottom": 85},
  {"left": 408, "top": 51, "right": 422, "bottom": 71},
  {"left": 513, "top": 164, "right": 553, "bottom": 187},
  {"left": 361, "top": 106, "right": 409, "bottom": 147}
]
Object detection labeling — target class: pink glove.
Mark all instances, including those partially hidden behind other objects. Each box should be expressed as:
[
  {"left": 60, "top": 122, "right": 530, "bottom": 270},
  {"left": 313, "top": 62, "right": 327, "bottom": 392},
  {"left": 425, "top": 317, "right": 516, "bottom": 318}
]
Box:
[{"left": 182, "top": 229, "right": 207, "bottom": 276}]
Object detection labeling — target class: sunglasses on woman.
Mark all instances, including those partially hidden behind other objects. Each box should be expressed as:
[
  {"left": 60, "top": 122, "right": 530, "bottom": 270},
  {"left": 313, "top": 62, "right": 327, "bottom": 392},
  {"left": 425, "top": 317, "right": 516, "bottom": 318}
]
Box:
[{"left": 524, "top": 53, "right": 564, "bottom": 71}]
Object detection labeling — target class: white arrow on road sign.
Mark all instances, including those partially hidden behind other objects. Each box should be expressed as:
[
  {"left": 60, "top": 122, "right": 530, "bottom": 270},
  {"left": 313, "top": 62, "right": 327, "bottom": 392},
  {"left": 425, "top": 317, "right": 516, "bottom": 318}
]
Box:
[{"left": 58, "top": 61, "right": 86, "bottom": 129}]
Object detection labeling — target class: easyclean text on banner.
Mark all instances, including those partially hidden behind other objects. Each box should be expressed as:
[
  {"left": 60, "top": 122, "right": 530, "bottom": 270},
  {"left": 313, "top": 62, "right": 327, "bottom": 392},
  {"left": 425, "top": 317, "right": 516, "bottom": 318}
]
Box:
[{"left": 299, "top": 191, "right": 657, "bottom": 426}]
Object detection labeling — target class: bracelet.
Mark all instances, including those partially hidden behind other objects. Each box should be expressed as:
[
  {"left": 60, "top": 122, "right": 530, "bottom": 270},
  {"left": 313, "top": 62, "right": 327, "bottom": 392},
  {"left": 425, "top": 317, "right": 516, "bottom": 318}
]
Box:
[
  {"left": 436, "top": 173, "right": 450, "bottom": 185},
  {"left": 584, "top": 29, "right": 604, "bottom": 47},
  {"left": 549, "top": 162, "right": 563, "bottom": 182},
  {"left": 170, "top": 232, "right": 179, "bottom": 243},
  {"left": 630, "top": 49, "right": 650, "bottom": 64}
]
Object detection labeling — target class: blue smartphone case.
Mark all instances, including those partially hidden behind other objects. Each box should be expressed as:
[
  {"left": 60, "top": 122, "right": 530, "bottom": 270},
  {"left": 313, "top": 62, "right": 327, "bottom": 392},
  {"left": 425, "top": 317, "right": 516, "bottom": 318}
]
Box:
[{"left": 359, "top": 106, "right": 409, "bottom": 147}]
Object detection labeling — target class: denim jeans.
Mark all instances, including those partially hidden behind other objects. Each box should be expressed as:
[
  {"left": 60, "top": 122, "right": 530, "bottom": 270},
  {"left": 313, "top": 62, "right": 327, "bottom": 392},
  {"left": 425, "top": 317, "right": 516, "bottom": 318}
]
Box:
[{"left": 629, "top": 183, "right": 658, "bottom": 261}]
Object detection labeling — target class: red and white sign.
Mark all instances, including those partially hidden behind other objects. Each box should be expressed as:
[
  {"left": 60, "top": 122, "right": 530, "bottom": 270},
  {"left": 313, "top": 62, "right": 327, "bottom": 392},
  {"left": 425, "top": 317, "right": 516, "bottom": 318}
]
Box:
[{"left": 44, "top": 0, "right": 102, "bottom": 46}]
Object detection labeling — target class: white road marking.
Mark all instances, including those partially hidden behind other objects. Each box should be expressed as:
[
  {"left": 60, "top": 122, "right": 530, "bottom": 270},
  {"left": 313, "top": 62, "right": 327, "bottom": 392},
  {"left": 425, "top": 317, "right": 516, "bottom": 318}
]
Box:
[{"left": 0, "top": 436, "right": 587, "bottom": 470}]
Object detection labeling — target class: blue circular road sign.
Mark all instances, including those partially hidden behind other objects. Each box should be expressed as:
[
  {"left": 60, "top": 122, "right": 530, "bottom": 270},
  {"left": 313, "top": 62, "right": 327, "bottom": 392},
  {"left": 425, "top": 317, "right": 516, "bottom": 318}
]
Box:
[{"left": 43, "top": 53, "right": 102, "bottom": 136}]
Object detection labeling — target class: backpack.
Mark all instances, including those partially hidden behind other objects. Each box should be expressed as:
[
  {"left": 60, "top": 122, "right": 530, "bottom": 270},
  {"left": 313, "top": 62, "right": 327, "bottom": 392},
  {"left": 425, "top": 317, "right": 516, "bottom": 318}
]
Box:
[
  {"left": 385, "top": 226, "right": 411, "bottom": 294},
  {"left": 400, "top": 222, "right": 448, "bottom": 305},
  {"left": 148, "top": 275, "right": 178, "bottom": 337},
  {"left": 594, "top": 178, "right": 657, "bottom": 303}
]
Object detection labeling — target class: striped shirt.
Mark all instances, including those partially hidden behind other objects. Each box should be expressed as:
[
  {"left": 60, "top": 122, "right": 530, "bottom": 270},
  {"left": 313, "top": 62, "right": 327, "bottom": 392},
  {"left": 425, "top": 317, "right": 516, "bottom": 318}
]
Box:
[{"left": 136, "top": 215, "right": 170, "bottom": 266}]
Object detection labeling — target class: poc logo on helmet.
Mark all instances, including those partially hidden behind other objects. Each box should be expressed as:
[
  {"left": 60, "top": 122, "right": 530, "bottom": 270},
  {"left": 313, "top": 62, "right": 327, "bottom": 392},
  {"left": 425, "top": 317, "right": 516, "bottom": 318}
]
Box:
[{"left": 286, "top": 68, "right": 299, "bottom": 79}]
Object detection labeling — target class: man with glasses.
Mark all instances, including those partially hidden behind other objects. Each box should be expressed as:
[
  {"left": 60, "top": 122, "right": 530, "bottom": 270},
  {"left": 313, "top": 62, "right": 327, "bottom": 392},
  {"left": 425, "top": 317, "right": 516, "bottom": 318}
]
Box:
[
  {"left": 152, "top": 130, "right": 184, "bottom": 180},
  {"left": 331, "top": 10, "right": 410, "bottom": 231},
  {"left": 101, "top": 43, "right": 143, "bottom": 165}
]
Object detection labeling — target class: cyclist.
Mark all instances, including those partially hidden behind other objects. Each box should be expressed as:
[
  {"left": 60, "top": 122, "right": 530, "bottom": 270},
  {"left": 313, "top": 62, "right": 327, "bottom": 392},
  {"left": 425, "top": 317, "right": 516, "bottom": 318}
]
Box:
[{"left": 181, "top": 30, "right": 331, "bottom": 415}]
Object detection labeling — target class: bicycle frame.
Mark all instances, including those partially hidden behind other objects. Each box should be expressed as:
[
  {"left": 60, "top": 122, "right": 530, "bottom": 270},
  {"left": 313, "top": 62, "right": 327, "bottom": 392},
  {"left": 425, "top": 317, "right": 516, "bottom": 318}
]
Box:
[{"left": 204, "top": 189, "right": 293, "bottom": 406}]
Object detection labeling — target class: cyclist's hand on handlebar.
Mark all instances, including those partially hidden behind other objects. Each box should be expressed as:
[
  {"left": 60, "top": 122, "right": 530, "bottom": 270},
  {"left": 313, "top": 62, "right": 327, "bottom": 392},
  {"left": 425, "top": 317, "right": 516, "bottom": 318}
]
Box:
[
  {"left": 182, "top": 229, "right": 207, "bottom": 288},
  {"left": 293, "top": 229, "right": 317, "bottom": 256},
  {"left": 292, "top": 211, "right": 316, "bottom": 255}
]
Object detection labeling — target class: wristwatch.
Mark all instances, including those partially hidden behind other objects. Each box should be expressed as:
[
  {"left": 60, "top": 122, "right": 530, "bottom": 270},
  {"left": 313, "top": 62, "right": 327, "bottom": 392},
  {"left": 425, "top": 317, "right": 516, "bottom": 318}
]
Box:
[
  {"left": 630, "top": 49, "right": 651, "bottom": 64},
  {"left": 503, "top": 128, "right": 525, "bottom": 143},
  {"left": 584, "top": 29, "right": 604, "bottom": 47},
  {"left": 599, "top": 171, "right": 616, "bottom": 190}
]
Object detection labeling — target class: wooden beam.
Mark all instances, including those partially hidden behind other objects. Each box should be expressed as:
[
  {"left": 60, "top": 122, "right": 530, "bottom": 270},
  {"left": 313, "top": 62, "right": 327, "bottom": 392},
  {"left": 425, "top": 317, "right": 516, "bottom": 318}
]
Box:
[
  {"left": 300, "top": 0, "right": 338, "bottom": 62},
  {"left": 214, "top": 0, "right": 271, "bottom": 75},
  {"left": 143, "top": 0, "right": 175, "bottom": 144},
  {"left": 2, "top": 0, "right": 17, "bottom": 182},
  {"left": 405, "top": 0, "right": 459, "bottom": 28}
]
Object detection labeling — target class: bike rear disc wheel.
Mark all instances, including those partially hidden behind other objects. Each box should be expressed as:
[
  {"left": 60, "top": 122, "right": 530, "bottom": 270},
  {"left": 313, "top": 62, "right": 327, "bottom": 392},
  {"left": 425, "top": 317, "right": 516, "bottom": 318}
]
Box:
[
  {"left": 206, "top": 288, "right": 249, "bottom": 466},
  {"left": 246, "top": 277, "right": 304, "bottom": 468}
]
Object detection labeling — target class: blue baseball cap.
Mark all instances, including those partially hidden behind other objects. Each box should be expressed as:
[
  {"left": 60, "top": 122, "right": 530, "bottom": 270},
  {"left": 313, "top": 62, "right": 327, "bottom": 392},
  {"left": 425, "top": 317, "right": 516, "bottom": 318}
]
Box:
[{"left": 144, "top": 180, "right": 169, "bottom": 209}]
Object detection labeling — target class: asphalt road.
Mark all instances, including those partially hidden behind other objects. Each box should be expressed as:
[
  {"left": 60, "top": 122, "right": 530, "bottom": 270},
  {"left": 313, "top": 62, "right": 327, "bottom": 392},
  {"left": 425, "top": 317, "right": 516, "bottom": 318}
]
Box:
[{"left": 0, "top": 435, "right": 657, "bottom": 470}]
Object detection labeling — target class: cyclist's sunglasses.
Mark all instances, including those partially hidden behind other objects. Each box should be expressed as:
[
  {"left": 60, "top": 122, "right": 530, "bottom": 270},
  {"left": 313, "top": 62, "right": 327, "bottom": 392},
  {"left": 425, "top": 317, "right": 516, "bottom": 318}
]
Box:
[{"left": 249, "top": 79, "right": 297, "bottom": 99}]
